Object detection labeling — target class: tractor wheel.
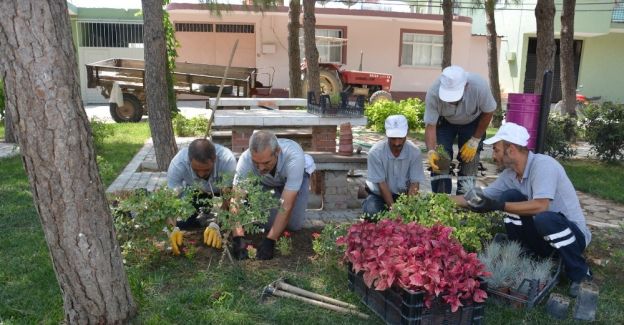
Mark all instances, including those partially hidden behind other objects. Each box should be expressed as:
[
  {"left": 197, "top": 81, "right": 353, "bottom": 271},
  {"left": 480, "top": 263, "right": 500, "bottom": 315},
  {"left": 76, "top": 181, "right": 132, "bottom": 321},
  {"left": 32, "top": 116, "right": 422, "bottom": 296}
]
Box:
[
  {"left": 369, "top": 90, "right": 393, "bottom": 104},
  {"left": 109, "top": 93, "right": 143, "bottom": 123},
  {"left": 301, "top": 68, "right": 343, "bottom": 98}
]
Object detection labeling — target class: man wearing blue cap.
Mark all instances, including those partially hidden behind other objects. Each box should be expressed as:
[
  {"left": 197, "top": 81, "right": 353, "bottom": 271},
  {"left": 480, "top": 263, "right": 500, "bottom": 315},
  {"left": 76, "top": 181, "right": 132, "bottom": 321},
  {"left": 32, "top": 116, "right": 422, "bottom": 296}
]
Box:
[
  {"left": 424, "top": 65, "right": 497, "bottom": 194},
  {"left": 454, "top": 122, "right": 592, "bottom": 297},
  {"left": 362, "top": 115, "right": 425, "bottom": 218}
]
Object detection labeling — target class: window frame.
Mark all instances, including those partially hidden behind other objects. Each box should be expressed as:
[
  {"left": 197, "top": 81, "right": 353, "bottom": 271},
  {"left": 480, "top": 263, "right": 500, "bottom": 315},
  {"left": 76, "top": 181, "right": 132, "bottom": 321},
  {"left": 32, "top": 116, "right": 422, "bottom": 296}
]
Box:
[
  {"left": 398, "top": 29, "right": 444, "bottom": 68},
  {"left": 300, "top": 25, "right": 347, "bottom": 64}
]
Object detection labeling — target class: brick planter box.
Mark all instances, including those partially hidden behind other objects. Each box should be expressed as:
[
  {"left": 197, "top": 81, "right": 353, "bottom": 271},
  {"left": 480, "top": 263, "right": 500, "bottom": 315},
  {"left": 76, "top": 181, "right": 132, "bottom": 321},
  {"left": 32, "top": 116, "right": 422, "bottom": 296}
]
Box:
[{"left": 347, "top": 267, "right": 486, "bottom": 325}]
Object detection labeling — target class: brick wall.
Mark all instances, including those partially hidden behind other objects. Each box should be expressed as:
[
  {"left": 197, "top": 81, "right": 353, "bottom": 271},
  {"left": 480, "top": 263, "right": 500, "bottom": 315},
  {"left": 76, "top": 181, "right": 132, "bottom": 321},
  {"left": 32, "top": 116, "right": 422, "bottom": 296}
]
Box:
[
  {"left": 231, "top": 126, "right": 255, "bottom": 153},
  {"left": 311, "top": 126, "right": 337, "bottom": 153}
]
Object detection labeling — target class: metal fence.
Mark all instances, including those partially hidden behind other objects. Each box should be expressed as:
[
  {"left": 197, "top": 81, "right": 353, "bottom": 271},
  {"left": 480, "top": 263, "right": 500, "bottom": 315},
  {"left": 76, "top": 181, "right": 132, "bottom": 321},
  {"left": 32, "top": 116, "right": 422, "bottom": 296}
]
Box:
[{"left": 77, "top": 21, "right": 143, "bottom": 48}]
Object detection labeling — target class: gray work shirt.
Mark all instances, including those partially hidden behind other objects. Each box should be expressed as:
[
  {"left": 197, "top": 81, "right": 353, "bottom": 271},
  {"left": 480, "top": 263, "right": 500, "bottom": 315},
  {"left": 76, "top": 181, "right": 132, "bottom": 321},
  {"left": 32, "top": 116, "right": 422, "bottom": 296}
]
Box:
[
  {"left": 484, "top": 152, "right": 591, "bottom": 245},
  {"left": 424, "top": 73, "right": 497, "bottom": 125},
  {"left": 166, "top": 145, "right": 237, "bottom": 194},
  {"left": 235, "top": 138, "right": 305, "bottom": 191},
  {"left": 366, "top": 139, "right": 425, "bottom": 195}
]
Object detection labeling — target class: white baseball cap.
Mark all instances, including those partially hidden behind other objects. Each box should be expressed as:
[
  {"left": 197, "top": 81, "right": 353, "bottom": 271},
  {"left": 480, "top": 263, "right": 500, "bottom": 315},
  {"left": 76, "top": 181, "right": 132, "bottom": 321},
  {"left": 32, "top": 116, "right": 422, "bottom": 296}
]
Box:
[
  {"left": 439, "top": 65, "right": 468, "bottom": 102},
  {"left": 385, "top": 115, "right": 408, "bottom": 138},
  {"left": 483, "top": 122, "right": 530, "bottom": 146}
]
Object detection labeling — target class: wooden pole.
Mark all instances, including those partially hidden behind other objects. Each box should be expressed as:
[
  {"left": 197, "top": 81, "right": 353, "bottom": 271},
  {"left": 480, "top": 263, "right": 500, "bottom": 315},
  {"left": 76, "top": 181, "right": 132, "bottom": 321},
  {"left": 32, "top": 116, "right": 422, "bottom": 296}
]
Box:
[{"left": 205, "top": 39, "right": 239, "bottom": 139}]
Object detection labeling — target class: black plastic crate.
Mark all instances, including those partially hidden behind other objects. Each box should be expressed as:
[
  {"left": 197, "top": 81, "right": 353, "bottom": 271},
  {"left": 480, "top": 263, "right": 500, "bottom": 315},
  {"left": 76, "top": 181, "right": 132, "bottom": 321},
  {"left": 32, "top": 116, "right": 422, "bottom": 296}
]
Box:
[
  {"left": 306, "top": 91, "right": 365, "bottom": 117},
  {"left": 348, "top": 267, "right": 486, "bottom": 325},
  {"left": 486, "top": 258, "right": 562, "bottom": 309}
]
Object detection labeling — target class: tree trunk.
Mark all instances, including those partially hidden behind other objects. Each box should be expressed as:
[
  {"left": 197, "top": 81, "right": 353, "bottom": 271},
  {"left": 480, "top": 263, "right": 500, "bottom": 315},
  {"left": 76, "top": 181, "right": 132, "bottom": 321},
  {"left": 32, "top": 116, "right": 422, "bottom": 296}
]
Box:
[
  {"left": 1, "top": 75, "right": 17, "bottom": 143},
  {"left": 303, "top": 0, "right": 321, "bottom": 101},
  {"left": 288, "top": 0, "right": 303, "bottom": 98},
  {"left": 560, "top": 0, "right": 577, "bottom": 117},
  {"left": 142, "top": 0, "right": 178, "bottom": 170},
  {"left": 485, "top": 0, "right": 503, "bottom": 127},
  {"left": 534, "top": 0, "right": 556, "bottom": 94},
  {"left": 442, "top": 0, "right": 453, "bottom": 69},
  {"left": 0, "top": 1, "right": 136, "bottom": 323}
]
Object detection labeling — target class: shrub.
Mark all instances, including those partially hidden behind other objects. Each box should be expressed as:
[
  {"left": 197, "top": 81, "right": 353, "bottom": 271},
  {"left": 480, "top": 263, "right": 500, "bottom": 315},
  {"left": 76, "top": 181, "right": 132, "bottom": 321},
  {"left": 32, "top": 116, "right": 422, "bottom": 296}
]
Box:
[
  {"left": 544, "top": 114, "right": 577, "bottom": 160},
  {"left": 172, "top": 114, "right": 209, "bottom": 137},
  {"left": 364, "top": 98, "right": 424, "bottom": 133},
  {"left": 90, "top": 118, "right": 115, "bottom": 153},
  {"left": 312, "top": 222, "right": 348, "bottom": 258},
  {"left": 582, "top": 101, "right": 624, "bottom": 162}
]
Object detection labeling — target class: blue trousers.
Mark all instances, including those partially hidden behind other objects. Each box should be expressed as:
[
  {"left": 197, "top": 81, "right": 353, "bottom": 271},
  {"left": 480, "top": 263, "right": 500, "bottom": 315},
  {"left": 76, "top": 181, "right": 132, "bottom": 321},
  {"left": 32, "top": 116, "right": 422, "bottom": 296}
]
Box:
[
  {"left": 362, "top": 191, "right": 400, "bottom": 219},
  {"left": 264, "top": 173, "right": 310, "bottom": 231},
  {"left": 499, "top": 189, "right": 590, "bottom": 282},
  {"left": 431, "top": 117, "right": 483, "bottom": 195}
]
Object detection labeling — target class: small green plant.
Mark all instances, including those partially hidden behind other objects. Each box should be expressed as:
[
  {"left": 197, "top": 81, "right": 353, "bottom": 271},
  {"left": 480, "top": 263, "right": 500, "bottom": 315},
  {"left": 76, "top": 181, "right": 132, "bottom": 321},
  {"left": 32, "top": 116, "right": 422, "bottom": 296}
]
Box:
[
  {"left": 544, "top": 114, "right": 577, "bottom": 159},
  {"left": 435, "top": 144, "right": 450, "bottom": 160},
  {"left": 312, "top": 223, "right": 348, "bottom": 258},
  {"left": 328, "top": 92, "right": 342, "bottom": 106},
  {"left": 172, "top": 114, "right": 209, "bottom": 137},
  {"left": 90, "top": 117, "right": 115, "bottom": 153},
  {"left": 96, "top": 155, "right": 115, "bottom": 181},
  {"left": 377, "top": 193, "right": 501, "bottom": 251},
  {"left": 364, "top": 97, "right": 424, "bottom": 133},
  {"left": 210, "top": 174, "right": 279, "bottom": 235},
  {"left": 582, "top": 101, "right": 624, "bottom": 162},
  {"left": 246, "top": 245, "right": 257, "bottom": 259},
  {"left": 276, "top": 231, "right": 292, "bottom": 256}
]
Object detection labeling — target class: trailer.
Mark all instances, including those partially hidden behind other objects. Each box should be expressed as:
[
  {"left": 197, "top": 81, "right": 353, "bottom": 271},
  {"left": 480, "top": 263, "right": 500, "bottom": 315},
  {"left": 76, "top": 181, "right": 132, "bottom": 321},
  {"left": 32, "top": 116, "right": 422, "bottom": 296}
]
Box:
[{"left": 86, "top": 58, "right": 272, "bottom": 122}]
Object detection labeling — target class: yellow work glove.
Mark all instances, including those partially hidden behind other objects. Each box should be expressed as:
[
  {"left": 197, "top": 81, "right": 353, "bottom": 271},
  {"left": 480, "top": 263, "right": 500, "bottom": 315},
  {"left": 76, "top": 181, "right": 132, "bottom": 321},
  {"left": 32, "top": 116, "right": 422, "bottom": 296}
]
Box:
[
  {"left": 170, "top": 227, "right": 183, "bottom": 256},
  {"left": 203, "top": 222, "right": 222, "bottom": 249},
  {"left": 427, "top": 150, "right": 440, "bottom": 172},
  {"left": 460, "top": 137, "right": 481, "bottom": 162}
]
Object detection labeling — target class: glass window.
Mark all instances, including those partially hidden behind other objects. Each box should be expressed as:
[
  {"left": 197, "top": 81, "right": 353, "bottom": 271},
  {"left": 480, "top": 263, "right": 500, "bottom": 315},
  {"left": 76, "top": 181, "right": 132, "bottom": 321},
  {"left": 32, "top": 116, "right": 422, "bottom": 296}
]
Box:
[
  {"left": 299, "top": 28, "right": 345, "bottom": 64},
  {"left": 400, "top": 32, "right": 443, "bottom": 67}
]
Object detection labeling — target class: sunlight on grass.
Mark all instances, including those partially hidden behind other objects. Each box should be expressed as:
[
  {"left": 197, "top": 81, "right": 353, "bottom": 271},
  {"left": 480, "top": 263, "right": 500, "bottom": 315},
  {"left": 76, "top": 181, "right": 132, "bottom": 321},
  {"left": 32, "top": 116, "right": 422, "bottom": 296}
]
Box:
[{"left": 562, "top": 160, "right": 624, "bottom": 204}]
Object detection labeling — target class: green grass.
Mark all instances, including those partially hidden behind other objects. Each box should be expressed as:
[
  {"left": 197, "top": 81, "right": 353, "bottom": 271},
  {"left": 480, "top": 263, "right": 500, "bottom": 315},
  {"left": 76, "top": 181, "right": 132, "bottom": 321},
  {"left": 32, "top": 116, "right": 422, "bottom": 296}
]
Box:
[
  {"left": 562, "top": 160, "right": 624, "bottom": 204},
  {"left": 0, "top": 121, "right": 5, "bottom": 139},
  {"left": 2, "top": 122, "right": 624, "bottom": 324},
  {"left": 96, "top": 122, "right": 150, "bottom": 186}
]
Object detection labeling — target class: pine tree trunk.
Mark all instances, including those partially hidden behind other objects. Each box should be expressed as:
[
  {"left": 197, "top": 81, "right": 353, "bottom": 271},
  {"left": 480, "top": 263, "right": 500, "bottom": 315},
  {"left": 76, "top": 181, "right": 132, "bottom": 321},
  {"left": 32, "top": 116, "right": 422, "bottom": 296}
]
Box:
[
  {"left": 534, "top": 0, "right": 556, "bottom": 94},
  {"left": 303, "top": 0, "right": 321, "bottom": 101},
  {"left": 442, "top": 0, "right": 453, "bottom": 69},
  {"left": 2, "top": 76, "right": 17, "bottom": 142},
  {"left": 142, "top": 0, "right": 178, "bottom": 170},
  {"left": 288, "top": 0, "right": 303, "bottom": 98},
  {"left": 485, "top": 1, "right": 503, "bottom": 127},
  {"left": 0, "top": 1, "right": 136, "bottom": 323},
  {"left": 560, "top": 0, "right": 577, "bottom": 117}
]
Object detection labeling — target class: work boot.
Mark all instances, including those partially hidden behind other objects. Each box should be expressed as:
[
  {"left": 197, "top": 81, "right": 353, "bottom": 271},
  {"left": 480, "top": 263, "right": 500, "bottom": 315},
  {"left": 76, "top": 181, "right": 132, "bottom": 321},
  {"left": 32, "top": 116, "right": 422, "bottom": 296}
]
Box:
[
  {"left": 231, "top": 236, "right": 248, "bottom": 260},
  {"left": 569, "top": 271, "right": 593, "bottom": 298}
]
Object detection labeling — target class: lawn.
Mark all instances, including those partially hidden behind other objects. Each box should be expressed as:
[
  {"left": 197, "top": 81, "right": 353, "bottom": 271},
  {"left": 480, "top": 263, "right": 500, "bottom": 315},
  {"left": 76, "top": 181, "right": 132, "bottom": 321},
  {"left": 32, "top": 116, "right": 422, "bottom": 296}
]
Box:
[
  {"left": 562, "top": 160, "right": 624, "bottom": 204},
  {"left": 2, "top": 122, "right": 624, "bottom": 324}
]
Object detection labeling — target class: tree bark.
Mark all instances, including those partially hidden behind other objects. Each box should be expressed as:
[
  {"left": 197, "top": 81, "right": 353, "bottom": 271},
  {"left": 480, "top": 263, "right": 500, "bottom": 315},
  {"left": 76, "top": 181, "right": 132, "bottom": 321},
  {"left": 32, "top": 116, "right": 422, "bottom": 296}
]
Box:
[
  {"left": 534, "top": 0, "right": 556, "bottom": 94},
  {"left": 142, "top": 0, "right": 178, "bottom": 170},
  {"left": 1, "top": 75, "right": 17, "bottom": 143},
  {"left": 560, "top": 0, "right": 577, "bottom": 116},
  {"left": 303, "top": 0, "right": 321, "bottom": 101},
  {"left": 442, "top": 0, "right": 453, "bottom": 69},
  {"left": 485, "top": 0, "right": 503, "bottom": 127},
  {"left": 0, "top": 1, "right": 136, "bottom": 323},
  {"left": 288, "top": 0, "right": 303, "bottom": 98}
]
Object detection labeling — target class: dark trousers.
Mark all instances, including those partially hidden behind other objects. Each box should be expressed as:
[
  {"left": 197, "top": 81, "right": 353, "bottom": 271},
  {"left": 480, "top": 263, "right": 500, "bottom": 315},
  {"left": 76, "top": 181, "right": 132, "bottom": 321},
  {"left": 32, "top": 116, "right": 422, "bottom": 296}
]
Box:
[
  {"left": 362, "top": 191, "right": 400, "bottom": 220},
  {"left": 431, "top": 117, "right": 483, "bottom": 195},
  {"left": 176, "top": 190, "right": 214, "bottom": 229},
  {"left": 500, "top": 189, "right": 590, "bottom": 282}
]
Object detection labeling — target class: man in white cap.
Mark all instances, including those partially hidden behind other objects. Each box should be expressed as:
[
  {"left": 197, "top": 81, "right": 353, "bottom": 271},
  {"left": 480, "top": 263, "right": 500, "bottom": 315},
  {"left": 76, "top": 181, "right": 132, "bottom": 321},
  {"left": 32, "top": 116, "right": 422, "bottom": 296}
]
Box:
[
  {"left": 453, "top": 122, "right": 592, "bottom": 297},
  {"left": 424, "top": 65, "right": 496, "bottom": 194},
  {"left": 362, "top": 115, "right": 425, "bottom": 218}
]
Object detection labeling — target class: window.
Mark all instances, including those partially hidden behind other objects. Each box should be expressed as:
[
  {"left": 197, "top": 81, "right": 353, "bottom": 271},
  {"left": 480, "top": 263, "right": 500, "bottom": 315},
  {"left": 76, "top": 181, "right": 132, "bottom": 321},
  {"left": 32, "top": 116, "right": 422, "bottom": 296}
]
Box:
[
  {"left": 215, "top": 24, "right": 254, "bottom": 33},
  {"left": 78, "top": 22, "right": 143, "bottom": 48},
  {"left": 400, "top": 32, "right": 443, "bottom": 67},
  {"left": 299, "top": 27, "right": 345, "bottom": 64},
  {"left": 175, "top": 23, "right": 212, "bottom": 32}
]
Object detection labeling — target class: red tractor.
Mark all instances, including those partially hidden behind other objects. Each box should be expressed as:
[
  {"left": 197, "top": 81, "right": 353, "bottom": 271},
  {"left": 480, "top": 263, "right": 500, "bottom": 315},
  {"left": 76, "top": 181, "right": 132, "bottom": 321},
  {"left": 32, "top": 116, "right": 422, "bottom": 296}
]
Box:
[{"left": 301, "top": 62, "right": 393, "bottom": 103}]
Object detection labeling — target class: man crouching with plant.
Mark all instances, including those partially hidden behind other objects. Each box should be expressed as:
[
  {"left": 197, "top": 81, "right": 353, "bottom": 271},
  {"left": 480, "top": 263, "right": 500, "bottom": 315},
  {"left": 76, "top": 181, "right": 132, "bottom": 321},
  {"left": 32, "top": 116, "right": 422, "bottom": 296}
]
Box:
[
  {"left": 362, "top": 114, "right": 425, "bottom": 219},
  {"left": 452, "top": 122, "right": 593, "bottom": 298},
  {"left": 166, "top": 138, "right": 237, "bottom": 255},
  {"left": 230, "top": 130, "right": 315, "bottom": 260}
]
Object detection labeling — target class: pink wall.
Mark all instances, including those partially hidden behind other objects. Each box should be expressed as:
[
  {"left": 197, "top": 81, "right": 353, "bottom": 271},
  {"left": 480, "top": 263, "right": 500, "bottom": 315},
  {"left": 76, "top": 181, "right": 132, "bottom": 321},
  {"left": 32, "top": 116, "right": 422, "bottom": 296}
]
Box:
[{"left": 168, "top": 5, "right": 495, "bottom": 98}]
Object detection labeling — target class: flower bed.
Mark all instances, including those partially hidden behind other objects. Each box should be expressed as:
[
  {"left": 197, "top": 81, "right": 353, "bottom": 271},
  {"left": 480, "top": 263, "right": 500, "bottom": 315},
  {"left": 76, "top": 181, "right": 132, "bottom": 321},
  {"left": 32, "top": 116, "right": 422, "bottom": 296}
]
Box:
[{"left": 337, "top": 219, "right": 489, "bottom": 320}]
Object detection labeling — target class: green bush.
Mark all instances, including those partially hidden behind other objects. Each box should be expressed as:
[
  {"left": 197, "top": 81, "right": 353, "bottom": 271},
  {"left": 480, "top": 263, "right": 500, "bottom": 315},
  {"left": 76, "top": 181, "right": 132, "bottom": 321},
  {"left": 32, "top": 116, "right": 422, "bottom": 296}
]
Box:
[
  {"left": 172, "top": 114, "right": 209, "bottom": 137},
  {"left": 582, "top": 101, "right": 624, "bottom": 162},
  {"left": 544, "top": 114, "right": 577, "bottom": 160},
  {"left": 312, "top": 223, "right": 348, "bottom": 259},
  {"left": 90, "top": 118, "right": 115, "bottom": 153},
  {"left": 364, "top": 97, "right": 424, "bottom": 133}
]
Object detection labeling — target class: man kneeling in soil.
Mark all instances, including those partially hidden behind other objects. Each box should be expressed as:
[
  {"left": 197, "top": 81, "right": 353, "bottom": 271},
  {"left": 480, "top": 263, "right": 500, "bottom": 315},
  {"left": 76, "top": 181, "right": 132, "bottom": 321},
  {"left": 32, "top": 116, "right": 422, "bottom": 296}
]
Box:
[
  {"left": 452, "top": 123, "right": 592, "bottom": 297},
  {"left": 167, "top": 138, "right": 237, "bottom": 252},
  {"left": 230, "top": 130, "right": 315, "bottom": 260}
]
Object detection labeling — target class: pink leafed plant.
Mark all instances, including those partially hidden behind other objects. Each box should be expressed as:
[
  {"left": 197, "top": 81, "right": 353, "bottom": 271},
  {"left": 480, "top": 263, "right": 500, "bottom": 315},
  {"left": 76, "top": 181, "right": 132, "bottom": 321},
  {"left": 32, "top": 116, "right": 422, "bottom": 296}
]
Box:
[{"left": 337, "top": 219, "right": 490, "bottom": 312}]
